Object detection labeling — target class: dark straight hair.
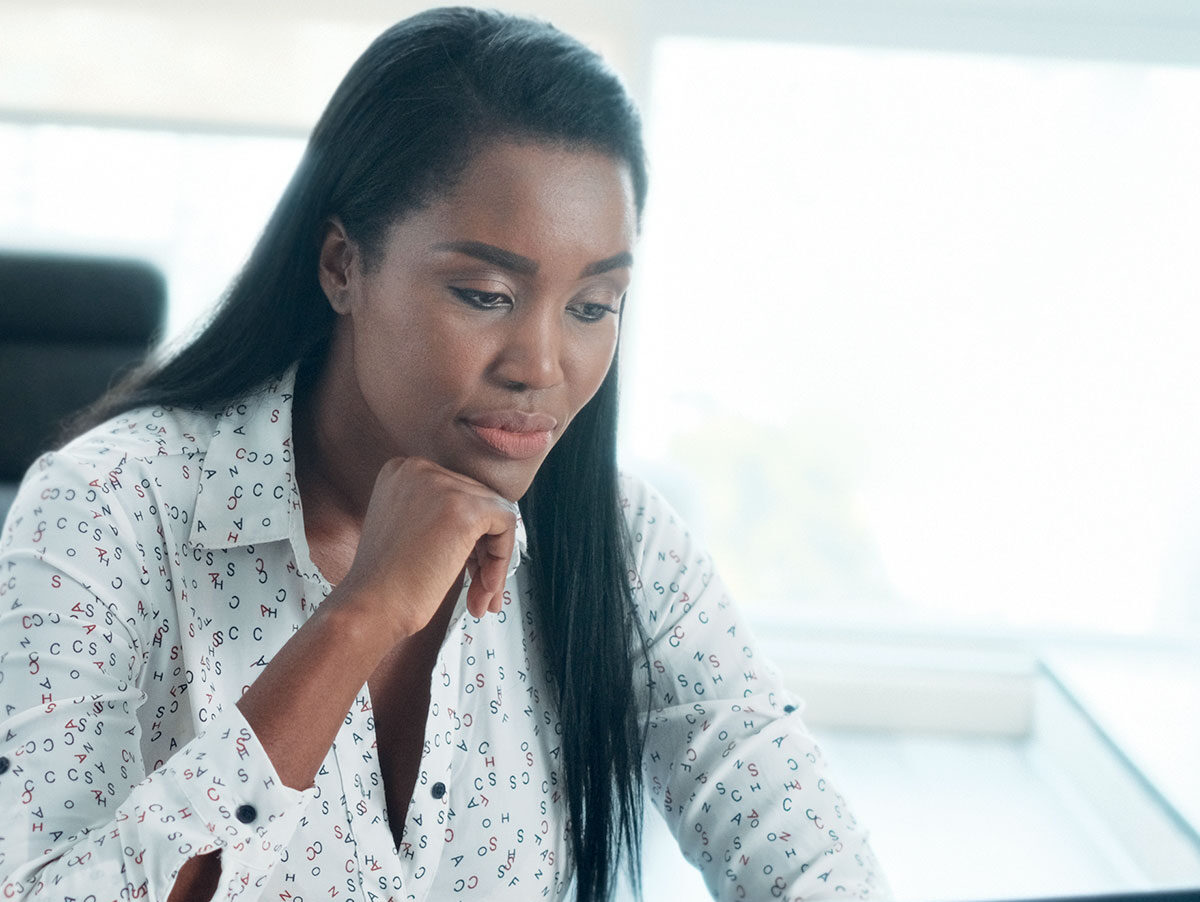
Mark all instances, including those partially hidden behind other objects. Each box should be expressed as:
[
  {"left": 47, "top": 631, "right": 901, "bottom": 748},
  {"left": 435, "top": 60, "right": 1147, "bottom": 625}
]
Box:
[{"left": 80, "top": 8, "right": 650, "bottom": 901}]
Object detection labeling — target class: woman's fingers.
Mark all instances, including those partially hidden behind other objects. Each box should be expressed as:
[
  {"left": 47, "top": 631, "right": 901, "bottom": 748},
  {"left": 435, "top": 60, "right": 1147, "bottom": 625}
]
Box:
[
  {"left": 482, "top": 526, "right": 515, "bottom": 613},
  {"left": 341, "top": 456, "right": 520, "bottom": 636},
  {"left": 466, "top": 509, "right": 517, "bottom": 618},
  {"left": 465, "top": 543, "right": 492, "bottom": 619}
]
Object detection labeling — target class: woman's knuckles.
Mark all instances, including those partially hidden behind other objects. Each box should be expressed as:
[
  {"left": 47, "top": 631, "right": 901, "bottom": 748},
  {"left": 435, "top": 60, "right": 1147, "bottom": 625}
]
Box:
[{"left": 338, "top": 457, "right": 517, "bottom": 633}]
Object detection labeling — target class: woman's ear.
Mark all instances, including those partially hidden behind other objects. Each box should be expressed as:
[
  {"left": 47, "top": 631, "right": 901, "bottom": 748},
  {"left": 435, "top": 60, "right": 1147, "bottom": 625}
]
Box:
[{"left": 317, "top": 218, "right": 357, "bottom": 314}]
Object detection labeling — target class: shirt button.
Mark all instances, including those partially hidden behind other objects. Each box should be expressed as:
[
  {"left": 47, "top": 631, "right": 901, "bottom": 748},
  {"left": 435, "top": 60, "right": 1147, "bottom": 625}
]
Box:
[
  {"left": 235, "top": 804, "right": 258, "bottom": 824},
  {"left": 0, "top": 756, "right": 9, "bottom": 775},
  {"left": 431, "top": 782, "right": 446, "bottom": 799}
]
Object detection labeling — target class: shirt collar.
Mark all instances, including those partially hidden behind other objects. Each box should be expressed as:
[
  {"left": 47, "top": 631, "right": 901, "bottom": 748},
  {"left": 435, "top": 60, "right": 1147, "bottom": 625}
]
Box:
[{"left": 188, "top": 368, "right": 301, "bottom": 551}]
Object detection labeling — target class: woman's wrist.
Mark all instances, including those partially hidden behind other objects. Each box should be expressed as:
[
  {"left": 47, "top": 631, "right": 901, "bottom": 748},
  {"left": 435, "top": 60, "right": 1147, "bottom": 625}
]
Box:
[
  {"left": 319, "top": 581, "right": 412, "bottom": 652},
  {"left": 235, "top": 587, "right": 403, "bottom": 791}
]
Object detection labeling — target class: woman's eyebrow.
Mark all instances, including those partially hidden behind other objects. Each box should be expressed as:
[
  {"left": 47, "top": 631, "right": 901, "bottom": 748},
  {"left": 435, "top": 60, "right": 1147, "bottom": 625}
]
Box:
[
  {"left": 433, "top": 241, "right": 633, "bottom": 279},
  {"left": 433, "top": 240, "right": 538, "bottom": 275},
  {"left": 580, "top": 251, "right": 633, "bottom": 278}
]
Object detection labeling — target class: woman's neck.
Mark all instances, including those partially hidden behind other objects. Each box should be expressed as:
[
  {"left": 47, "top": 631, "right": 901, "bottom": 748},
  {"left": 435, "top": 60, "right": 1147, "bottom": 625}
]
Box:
[{"left": 292, "top": 353, "right": 384, "bottom": 540}]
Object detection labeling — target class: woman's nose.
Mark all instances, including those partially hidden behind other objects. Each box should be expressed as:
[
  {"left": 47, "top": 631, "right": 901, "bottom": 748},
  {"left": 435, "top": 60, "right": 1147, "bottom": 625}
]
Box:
[{"left": 492, "top": 310, "right": 565, "bottom": 391}]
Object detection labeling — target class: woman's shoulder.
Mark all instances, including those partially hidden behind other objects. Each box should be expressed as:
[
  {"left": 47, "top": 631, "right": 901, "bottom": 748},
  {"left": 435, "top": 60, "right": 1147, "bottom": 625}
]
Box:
[
  {"left": 48, "top": 367, "right": 298, "bottom": 471},
  {"left": 26, "top": 370, "right": 297, "bottom": 496},
  {"left": 618, "top": 471, "right": 685, "bottom": 537},
  {"left": 617, "top": 470, "right": 714, "bottom": 583},
  {"left": 62, "top": 402, "right": 222, "bottom": 468},
  {"left": 1, "top": 404, "right": 218, "bottom": 550},
  {"left": 3, "top": 370, "right": 297, "bottom": 548},
  {"left": 22, "top": 403, "right": 223, "bottom": 508}
]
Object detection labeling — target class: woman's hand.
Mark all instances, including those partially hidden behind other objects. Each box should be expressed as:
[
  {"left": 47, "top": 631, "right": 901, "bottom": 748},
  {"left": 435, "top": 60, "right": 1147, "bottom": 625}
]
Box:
[
  {"left": 233, "top": 456, "right": 517, "bottom": 795},
  {"left": 334, "top": 456, "right": 518, "bottom": 640}
]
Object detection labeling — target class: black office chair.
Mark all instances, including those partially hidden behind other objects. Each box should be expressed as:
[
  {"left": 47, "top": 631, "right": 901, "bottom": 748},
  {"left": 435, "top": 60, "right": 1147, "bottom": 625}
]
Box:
[{"left": 0, "top": 251, "right": 166, "bottom": 522}]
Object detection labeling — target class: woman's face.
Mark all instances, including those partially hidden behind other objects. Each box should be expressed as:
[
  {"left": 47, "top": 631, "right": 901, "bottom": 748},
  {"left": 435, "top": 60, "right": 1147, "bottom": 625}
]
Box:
[{"left": 319, "top": 140, "right": 637, "bottom": 502}]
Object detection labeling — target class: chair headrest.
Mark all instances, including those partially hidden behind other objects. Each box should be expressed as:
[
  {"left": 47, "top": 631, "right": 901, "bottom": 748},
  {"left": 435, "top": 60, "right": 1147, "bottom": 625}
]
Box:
[{"left": 0, "top": 252, "right": 166, "bottom": 344}]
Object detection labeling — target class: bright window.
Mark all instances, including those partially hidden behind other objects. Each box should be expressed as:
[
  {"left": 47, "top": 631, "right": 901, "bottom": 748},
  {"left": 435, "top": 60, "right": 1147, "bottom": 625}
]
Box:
[
  {"left": 616, "top": 34, "right": 1200, "bottom": 900},
  {"left": 621, "top": 38, "right": 1200, "bottom": 639}
]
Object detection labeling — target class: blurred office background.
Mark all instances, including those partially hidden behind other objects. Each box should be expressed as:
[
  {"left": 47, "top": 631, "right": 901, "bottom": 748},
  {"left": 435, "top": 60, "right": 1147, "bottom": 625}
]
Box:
[{"left": 3, "top": 1, "right": 1200, "bottom": 899}]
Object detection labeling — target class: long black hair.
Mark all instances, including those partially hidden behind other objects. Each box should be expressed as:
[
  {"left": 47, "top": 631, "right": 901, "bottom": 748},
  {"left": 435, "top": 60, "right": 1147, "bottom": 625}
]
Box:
[{"left": 80, "top": 8, "right": 649, "bottom": 902}]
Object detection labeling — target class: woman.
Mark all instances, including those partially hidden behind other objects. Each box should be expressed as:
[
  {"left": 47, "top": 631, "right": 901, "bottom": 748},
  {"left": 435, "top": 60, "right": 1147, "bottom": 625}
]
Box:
[{"left": 0, "top": 8, "right": 888, "bottom": 901}]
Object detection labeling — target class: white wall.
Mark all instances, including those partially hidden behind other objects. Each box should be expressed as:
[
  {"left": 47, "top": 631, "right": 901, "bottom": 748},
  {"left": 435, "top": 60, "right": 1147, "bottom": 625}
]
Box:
[
  {"left": 0, "top": 0, "right": 651, "bottom": 132},
  {"left": 7, "top": 0, "right": 1200, "bottom": 135}
]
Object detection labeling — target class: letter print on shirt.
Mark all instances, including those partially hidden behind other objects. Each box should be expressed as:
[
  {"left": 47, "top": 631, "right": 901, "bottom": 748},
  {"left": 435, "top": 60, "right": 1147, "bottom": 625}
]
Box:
[{"left": 0, "top": 367, "right": 889, "bottom": 901}]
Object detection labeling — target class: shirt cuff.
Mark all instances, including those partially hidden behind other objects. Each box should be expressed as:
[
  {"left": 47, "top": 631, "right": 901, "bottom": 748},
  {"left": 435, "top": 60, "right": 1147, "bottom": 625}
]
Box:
[{"left": 167, "top": 703, "right": 315, "bottom": 869}]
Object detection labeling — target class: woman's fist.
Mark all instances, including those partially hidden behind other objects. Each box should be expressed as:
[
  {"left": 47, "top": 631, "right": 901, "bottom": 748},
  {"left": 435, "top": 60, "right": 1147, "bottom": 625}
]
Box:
[{"left": 332, "top": 456, "right": 519, "bottom": 640}]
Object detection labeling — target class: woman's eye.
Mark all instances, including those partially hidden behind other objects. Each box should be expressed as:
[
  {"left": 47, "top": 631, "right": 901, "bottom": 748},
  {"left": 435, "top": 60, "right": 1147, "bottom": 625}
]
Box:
[
  {"left": 570, "top": 302, "right": 619, "bottom": 323},
  {"left": 452, "top": 287, "right": 511, "bottom": 310}
]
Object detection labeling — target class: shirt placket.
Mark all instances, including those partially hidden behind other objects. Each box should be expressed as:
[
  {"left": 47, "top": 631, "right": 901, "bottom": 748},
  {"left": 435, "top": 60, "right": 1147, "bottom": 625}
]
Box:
[
  {"left": 285, "top": 559, "right": 398, "bottom": 901},
  {"left": 395, "top": 596, "right": 467, "bottom": 901},
  {"left": 331, "top": 691, "right": 402, "bottom": 900},
  {"left": 315, "top": 587, "right": 467, "bottom": 902}
]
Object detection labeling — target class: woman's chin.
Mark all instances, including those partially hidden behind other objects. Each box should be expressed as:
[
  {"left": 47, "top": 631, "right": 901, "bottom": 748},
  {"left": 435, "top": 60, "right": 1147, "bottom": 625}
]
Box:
[{"left": 447, "top": 454, "right": 542, "bottom": 504}]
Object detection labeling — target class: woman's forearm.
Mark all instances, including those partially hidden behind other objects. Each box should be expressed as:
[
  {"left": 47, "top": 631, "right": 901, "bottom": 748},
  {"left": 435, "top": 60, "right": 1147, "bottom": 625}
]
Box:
[{"left": 234, "top": 590, "right": 399, "bottom": 791}]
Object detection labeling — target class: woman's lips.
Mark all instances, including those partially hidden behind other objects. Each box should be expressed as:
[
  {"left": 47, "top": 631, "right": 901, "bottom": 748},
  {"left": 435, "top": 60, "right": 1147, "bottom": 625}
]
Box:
[
  {"left": 464, "top": 411, "right": 558, "bottom": 461},
  {"left": 469, "top": 425, "right": 552, "bottom": 459}
]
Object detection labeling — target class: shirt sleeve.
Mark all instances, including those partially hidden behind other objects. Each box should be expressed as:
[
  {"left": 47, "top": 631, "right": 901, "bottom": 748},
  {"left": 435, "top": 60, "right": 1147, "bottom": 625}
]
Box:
[
  {"left": 0, "top": 451, "right": 314, "bottom": 900},
  {"left": 622, "top": 475, "right": 892, "bottom": 901}
]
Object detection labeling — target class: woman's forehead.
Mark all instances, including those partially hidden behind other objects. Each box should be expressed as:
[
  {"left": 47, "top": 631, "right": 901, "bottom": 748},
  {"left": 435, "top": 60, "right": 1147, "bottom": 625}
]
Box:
[{"left": 393, "top": 141, "right": 637, "bottom": 269}]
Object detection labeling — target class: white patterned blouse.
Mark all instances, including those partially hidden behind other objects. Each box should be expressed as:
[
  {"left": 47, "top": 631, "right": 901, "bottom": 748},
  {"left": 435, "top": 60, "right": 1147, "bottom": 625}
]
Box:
[{"left": 0, "top": 368, "right": 889, "bottom": 902}]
